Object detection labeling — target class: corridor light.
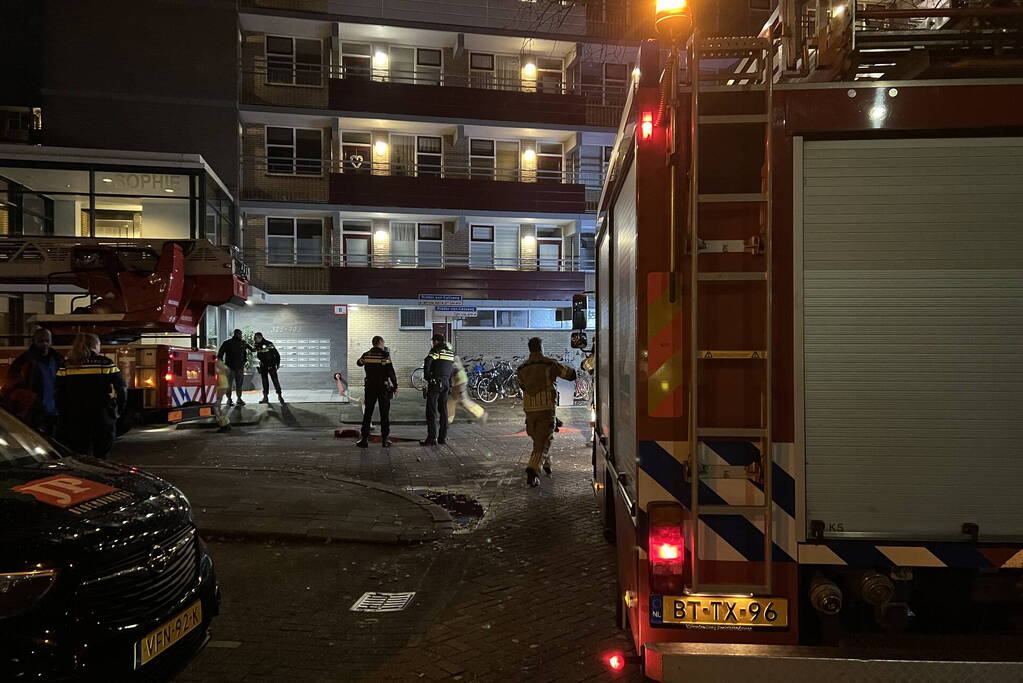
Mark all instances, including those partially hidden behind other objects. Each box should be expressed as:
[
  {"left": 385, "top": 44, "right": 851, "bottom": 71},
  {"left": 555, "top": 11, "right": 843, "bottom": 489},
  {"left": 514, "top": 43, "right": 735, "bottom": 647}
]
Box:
[
  {"left": 375, "top": 229, "right": 388, "bottom": 240},
  {"left": 522, "top": 148, "right": 536, "bottom": 162},
  {"left": 632, "top": 66, "right": 641, "bottom": 80},
  {"left": 522, "top": 62, "right": 538, "bottom": 78},
  {"left": 522, "top": 234, "right": 535, "bottom": 245},
  {"left": 374, "top": 140, "right": 389, "bottom": 156},
  {"left": 373, "top": 51, "right": 389, "bottom": 68}
]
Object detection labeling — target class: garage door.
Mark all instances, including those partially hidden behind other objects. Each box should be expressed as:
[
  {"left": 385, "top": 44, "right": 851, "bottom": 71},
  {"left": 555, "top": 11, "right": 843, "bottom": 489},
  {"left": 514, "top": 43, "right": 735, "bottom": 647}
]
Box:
[{"left": 800, "top": 137, "right": 1023, "bottom": 541}]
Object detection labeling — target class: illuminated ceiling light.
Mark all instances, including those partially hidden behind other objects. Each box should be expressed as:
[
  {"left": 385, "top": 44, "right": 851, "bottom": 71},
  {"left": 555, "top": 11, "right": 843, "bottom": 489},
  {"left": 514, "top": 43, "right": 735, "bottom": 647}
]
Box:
[
  {"left": 832, "top": 4, "right": 846, "bottom": 16},
  {"left": 522, "top": 62, "right": 538, "bottom": 78},
  {"left": 869, "top": 105, "right": 887, "bottom": 121},
  {"left": 373, "top": 51, "right": 389, "bottom": 68},
  {"left": 522, "top": 148, "right": 536, "bottom": 162},
  {"left": 375, "top": 229, "right": 388, "bottom": 239},
  {"left": 374, "top": 140, "right": 389, "bottom": 156},
  {"left": 164, "top": 188, "right": 175, "bottom": 193},
  {"left": 101, "top": 177, "right": 113, "bottom": 183},
  {"left": 632, "top": 66, "right": 641, "bottom": 80}
]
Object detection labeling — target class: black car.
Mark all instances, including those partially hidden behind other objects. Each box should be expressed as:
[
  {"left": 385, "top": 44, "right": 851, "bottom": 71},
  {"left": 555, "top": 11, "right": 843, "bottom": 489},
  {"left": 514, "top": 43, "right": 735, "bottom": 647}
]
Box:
[{"left": 0, "top": 409, "right": 219, "bottom": 681}]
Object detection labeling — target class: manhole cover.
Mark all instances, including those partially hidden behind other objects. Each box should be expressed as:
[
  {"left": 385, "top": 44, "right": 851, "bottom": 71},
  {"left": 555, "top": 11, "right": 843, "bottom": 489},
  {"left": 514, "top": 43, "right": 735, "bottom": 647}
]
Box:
[
  {"left": 414, "top": 490, "right": 485, "bottom": 531},
  {"left": 350, "top": 592, "right": 416, "bottom": 612}
]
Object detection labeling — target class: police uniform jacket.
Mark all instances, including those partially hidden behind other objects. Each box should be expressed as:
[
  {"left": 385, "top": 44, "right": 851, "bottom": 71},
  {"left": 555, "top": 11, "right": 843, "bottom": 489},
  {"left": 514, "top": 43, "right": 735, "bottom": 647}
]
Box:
[
  {"left": 423, "top": 343, "right": 455, "bottom": 389},
  {"left": 56, "top": 353, "right": 127, "bottom": 422},
  {"left": 516, "top": 352, "right": 577, "bottom": 412},
  {"left": 357, "top": 346, "right": 398, "bottom": 391},
  {"left": 254, "top": 339, "right": 281, "bottom": 369}
]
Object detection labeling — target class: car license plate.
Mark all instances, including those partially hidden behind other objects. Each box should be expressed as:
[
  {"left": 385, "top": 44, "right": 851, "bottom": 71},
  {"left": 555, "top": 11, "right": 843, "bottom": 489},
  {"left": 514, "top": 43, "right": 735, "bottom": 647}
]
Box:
[
  {"left": 655, "top": 595, "right": 788, "bottom": 628},
  {"left": 134, "top": 600, "right": 202, "bottom": 668}
]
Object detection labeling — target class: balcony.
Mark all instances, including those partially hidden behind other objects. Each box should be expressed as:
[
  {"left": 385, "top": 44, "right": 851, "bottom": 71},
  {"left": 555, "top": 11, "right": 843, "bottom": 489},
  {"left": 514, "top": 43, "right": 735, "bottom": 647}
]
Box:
[
  {"left": 241, "top": 156, "right": 595, "bottom": 214},
  {"left": 240, "top": 62, "right": 626, "bottom": 129}
]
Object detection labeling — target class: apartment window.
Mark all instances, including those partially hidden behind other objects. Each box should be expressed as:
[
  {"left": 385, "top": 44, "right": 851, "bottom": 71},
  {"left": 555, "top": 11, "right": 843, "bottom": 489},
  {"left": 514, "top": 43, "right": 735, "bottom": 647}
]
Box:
[
  {"left": 417, "top": 136, "right": 442, "bottom": 177},
  {"left": 266, "top": 127, "right": 322, "bottom": 176},
  {"left": 267, "top": 217, "right": 323, "bottom": 264},
  {"left": 265, "top": 35, "right": 322, "bottom": 86},
  {"left": 400, "top": 308, "right": 429, "bottom": 329},
  {"left": 537, "top": 225, "right": 563, "bottom": 271},
  {"left": 537, "top": 57, "right": 564, "bottom": 94},
  {"left": 469, "top": 52, "right": 495, "bottom": 89},
  {"left": 458, "top": 309, "right": 566, "bottom": 329},
  {"left": 342, "top": 220, "right": 372, "bottom": 267},
  {"left": 470, "top": 225, "right": 494, "bottom": 269},
  {"left": 417, "top": 48, "right": 442, "bottom": 85},
  {"left": 604, "top": 63, "right": 629, "bottom": 105},
  {"left": 460, "top": 310, "right": 496, "bottom": 328},
  {"left": 494, "top": 225, "right": 519, "bottom": 269},
  {"left": 341, "top": 43, "right": 372, "bottom": 80},
  {"left": 470, "top": 139, "right": 519, "bottom": 181},
  {"left": 418, "top": 223, "right": 443, "bottom": 267},
  {"left": 536, "top": 142, "right": 563, "bottom": 183},
  {"left": 390, "top": 221, "right": 416, "bottom": 267},
  {"left": 341, "top": 131, "right": 372, "bottom": 174},
  {"left": 469, "top": 139, "right": 495, "bottom": 180}
]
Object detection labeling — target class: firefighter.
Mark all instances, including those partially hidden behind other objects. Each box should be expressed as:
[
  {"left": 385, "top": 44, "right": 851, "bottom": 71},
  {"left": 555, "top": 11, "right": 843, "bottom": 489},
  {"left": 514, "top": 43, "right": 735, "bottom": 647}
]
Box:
[
  {"left": 212, "top": 358, "right": 232, "bottom": 433},
  {"left": 355, "top": 335, "right": 397, "bottom": 448},
  {"left": 217, "top": 329, "right": 252, "bottom": 406},
  {"left": 55, "top": 333, "right": 126, "bottom": 459},
  {"left": 252, "top": 332, "right": 284, "bottom": 404},
  {"left": 516, "top": 336, "right": 576, "bottom": 487},
  {"left": 420, "top": 333, "right": 455, "bottom": 446},
  {"left": 447, "top": 355, "right": 487, "bottom": 425}
]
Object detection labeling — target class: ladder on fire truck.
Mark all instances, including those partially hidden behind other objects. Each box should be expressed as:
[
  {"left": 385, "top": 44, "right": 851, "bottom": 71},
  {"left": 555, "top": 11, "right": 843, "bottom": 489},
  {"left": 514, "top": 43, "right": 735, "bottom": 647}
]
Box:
[{"left": 686, "top": 35, "right": 775, "bottom": 596}]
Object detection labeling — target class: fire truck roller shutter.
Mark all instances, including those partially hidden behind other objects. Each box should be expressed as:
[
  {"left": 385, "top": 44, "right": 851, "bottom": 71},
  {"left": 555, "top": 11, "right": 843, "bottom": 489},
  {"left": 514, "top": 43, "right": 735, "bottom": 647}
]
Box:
[
  {"left": 799, "top": 136, "right": 1023, "bottom": 541},
  {"left": 612, "top": 165, "right": 639, "bottom": 501}
]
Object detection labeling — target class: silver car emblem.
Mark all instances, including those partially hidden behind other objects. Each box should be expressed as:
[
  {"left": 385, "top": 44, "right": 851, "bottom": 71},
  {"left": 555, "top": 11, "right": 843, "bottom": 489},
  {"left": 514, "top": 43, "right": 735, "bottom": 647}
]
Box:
[{"left": 146, "top": 544, "right": 172, "bottom": 574}]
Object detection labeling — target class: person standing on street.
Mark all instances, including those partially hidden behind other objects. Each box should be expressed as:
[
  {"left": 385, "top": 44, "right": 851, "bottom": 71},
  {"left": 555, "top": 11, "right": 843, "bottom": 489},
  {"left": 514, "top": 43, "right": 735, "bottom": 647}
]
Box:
[
  {"left": 516, "top": 337, "right": 576, "bottom": 487},
  {"left": 55, "top": 333, "right": 126, "bottom": 459},
  {"left": 212, "top": 358, "right": 233, "bottom": 433},
  {"left": 355, "top": 336, "right": 397, "bottom": 448},
  {"left": 217, "top": 329, "right": 252, "bottom": 406},
  {"left": 447, "top": 355, "right": 487, "bottom": 425},
  {"left": 252, "top": 332, "right": 284, "bottom": 404},
  {"left": 2, "top": 328, "right": 62, "bottom": 435},
  {"left": 420, "top": 333, "right": 455, "bottom": 447}
]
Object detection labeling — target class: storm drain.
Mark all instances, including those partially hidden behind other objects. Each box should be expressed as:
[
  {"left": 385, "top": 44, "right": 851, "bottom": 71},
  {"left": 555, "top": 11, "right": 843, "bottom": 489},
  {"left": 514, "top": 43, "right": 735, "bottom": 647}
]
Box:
[
  {"left": 413, "top": 490, "right": 485, "bottom": 532},
  {"left": 350, "top": 591, "right": 416, "bottom": 612}
]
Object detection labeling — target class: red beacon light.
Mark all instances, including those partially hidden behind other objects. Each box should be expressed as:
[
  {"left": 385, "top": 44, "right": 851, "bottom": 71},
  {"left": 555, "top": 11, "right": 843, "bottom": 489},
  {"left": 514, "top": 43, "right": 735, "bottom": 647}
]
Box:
[
  {"left": 607, "top": 653, "right": 626, "bottom": 672},
  {"left": 164, "top": 373, "right": 174, "bottom": 382},
  {"left": 640, "top": 111, "right": 654, "bottom": 140}
]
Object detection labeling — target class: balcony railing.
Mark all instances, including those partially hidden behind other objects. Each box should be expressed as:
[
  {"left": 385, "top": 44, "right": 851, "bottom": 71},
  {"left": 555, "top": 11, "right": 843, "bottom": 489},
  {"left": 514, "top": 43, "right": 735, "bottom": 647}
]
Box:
[
  {"left": 248, "top": 250, "right": 595, "bottom": 271},
  {"left": 240, "top": 61, "right": 627, "bottom": 127}
]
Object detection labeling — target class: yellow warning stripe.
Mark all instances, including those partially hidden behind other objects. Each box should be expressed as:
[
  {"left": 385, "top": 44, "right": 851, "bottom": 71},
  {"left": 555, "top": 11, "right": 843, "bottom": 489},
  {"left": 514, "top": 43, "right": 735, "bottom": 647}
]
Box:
[
  {"left": 57, "top": 366, "right": 120, "bottom": 376},
  {"left": 647, "top": 272, "right": 682, "bottom": 418}
]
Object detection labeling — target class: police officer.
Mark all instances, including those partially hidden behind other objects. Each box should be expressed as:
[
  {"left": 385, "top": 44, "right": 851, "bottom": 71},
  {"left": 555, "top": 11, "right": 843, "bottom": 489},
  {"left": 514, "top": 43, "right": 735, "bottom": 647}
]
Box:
[
  {"left": 516, "top": 337, "right": 576, "bottom": 487},
  {"left": 56, "top": 333, "right": 127, "bottom": 459},
  {"left": 217, "top": 329, "right": 252, "bottom": 406},
  {"left": 252, "top": 332, "right": 284, "bottom": 404},
  {"left": 355, "top": 335, "right": 397, "bottom": 448},
  {"left": 420, "top": 333, "right": 455, "bottom": 447}
]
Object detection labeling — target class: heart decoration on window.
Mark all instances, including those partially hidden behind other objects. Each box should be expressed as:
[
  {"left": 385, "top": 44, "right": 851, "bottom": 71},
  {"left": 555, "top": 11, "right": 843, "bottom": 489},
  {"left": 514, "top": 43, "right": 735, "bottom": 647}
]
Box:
[{"left": 348, "top": 154, "right": 365, "bottom": 168}]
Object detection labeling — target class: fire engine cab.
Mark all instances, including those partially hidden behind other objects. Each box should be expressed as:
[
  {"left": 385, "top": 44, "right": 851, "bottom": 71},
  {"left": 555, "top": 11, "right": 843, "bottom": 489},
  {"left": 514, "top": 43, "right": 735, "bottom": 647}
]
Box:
[
  {"left": 1, "top": 236, "right": 247, "bottom": 428},
  {"left": 579, "top": 0, "right": 1023, "bottom": 678}
]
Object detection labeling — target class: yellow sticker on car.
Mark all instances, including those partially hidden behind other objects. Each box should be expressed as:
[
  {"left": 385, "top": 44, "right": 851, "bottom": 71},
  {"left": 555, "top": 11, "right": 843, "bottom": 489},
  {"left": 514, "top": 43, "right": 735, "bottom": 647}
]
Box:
[{"left": 135, "top": 600, "right": 202, "bottom": 668}]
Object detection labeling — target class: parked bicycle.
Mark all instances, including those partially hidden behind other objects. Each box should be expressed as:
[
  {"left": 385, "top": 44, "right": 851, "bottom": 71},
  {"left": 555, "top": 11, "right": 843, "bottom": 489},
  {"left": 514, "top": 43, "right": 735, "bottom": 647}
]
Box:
[{"left": 476, "top": 356, "right": 524, "bottom": 404}]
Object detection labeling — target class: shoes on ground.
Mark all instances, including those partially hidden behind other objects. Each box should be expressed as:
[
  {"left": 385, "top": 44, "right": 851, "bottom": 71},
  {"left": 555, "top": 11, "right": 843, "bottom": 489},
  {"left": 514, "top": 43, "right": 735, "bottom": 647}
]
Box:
[
  {"left": 278, "top": 393, "right": 285, "bottom": 403},
  {"left": 419, "top": 439, "right": 437, "bottom": 447},
  {"left": 259, "top": 396, "right": 269, "bottom": 404},
  {"left": 355, "top": 439, "right": 369, "bottom": 448},
  {"left": 226, "top": 399, "right": 234, "bottom": 407},
  {"left": 382, "top": 439, "right": 393, "bottom": 448},
  {"left": 543, "top": 461, "right": 552, "bottom": 476},
  {"left": 236, "top": 398, "right": 246, "bottom": 406},
  {"left": 526, "top": 468, "right": 540, "bottom": 488},
  {"left": 437, "top": 439, "right": 446, "bottom": 445}
]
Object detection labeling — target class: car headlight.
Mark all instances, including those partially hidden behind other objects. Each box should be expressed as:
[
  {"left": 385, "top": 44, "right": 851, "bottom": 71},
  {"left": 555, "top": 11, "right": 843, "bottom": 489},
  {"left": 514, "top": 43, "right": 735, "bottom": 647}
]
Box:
[{"left": 0, "top": 569, "right": 57, "bottom": 618}]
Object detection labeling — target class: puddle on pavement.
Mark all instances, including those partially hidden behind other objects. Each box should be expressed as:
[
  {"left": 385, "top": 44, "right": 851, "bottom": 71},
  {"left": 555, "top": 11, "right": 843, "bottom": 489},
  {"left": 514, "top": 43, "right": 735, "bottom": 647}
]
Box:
[{"left": 412, "top": 490, "right": 485, "bottom": 533}]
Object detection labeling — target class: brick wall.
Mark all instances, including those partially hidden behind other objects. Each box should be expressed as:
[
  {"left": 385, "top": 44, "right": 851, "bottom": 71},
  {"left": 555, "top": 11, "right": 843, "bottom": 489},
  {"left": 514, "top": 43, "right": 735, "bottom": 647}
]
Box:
[
  {"left": 240, "top": 32, "right": 329, "bottom": 109},
  {"left": 241, "top": 123, "right": 331, "bottom": 202},
  {"left": 243, "top": 214, "right": 332, "bottom": 294}
]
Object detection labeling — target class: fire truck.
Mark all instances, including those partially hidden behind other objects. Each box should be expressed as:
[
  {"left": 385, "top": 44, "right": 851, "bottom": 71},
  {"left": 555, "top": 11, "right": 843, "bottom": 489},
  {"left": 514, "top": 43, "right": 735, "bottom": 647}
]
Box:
[
  {"left": 579, "top": 0, "right": 1023, "bottom": 678},
  {"left": 1, "top": 236, "right": 248, "bottom": 428}
]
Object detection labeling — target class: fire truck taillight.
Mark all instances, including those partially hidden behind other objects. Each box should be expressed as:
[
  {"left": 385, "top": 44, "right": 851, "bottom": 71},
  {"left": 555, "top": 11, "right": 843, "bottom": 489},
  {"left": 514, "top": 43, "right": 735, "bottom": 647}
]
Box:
[
  {"left": 640, "top": 112, "right": 654, "bottom": 140},
  {"left": 607, "top": 653, "right": 625, "bottom": 672},
  {"left": 164, "top": 373, "right": 174, "bottom": 382},
  {"left": 648, "top": 502, "right": 685, "bottom": 594}
]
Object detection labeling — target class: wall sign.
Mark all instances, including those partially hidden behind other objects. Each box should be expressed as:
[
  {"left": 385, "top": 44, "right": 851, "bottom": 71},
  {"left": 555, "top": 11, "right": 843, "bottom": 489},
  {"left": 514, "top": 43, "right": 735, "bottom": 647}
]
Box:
[{"left": 419, "top": 294, "right": 462, "bottom": 306}]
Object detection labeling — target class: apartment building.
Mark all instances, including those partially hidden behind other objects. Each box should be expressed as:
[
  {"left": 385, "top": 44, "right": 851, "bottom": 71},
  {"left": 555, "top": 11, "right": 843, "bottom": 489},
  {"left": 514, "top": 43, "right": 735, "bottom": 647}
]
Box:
[{"left": 231, "top": 0, "right": 645, "bottom": 386}]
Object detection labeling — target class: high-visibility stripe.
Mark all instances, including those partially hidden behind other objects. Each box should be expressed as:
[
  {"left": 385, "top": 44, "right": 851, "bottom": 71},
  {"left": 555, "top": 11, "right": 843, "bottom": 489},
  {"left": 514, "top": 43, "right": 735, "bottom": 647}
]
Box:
[
  {"left": 360, "top": 357, "right": 391, "bottom": 364},
  {"left": 57, "top": 365, "right": 120, "bottom": 376},
  {"left": 646, "top": 272, "right": 683, "bottom": 417}
]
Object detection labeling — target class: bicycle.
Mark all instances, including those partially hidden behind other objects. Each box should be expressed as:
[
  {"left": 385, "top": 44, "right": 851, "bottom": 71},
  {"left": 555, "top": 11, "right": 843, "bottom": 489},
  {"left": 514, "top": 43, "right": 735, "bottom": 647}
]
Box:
[
  {"left": 410, "top": 367, "right": 426, "bottom": 390},
  {"left": 477, "top": 357, "right": 523, "bottom": 403}
]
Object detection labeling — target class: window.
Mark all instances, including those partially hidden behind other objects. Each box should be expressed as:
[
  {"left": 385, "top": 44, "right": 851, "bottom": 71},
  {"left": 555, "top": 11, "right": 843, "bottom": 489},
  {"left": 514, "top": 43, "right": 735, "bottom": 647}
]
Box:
[
  {"left": 604, "top": 63, "right": 629, "bottom": 105},
  {"left": 537, "top": 225, "right": 563, "bottom": 271},
  {"left": 416, "top": 136, "right": 442, "bottom": 177},
  {"left": 470, "top": 225, "right": 494, "bottom": 269},
  {"left": 494, "top": 225, "right": 519, "bottom": 269},
  {"left": 457, "top": 309, "right": 568, "bottom": 329},
  {"left": 537, "top": 57, "right": 563, "bottom": 94},
  {"left": 418, "top": 223, "right": 443, "bottom": 267},
  {"left": 266, "top": 217, "right": 323, "bottom": 264},
  {"left": 497, "top": 310, "right": 529, "bottom": 328},
  {"left": 470, "top": 52, "right": 495, "bottom": 89},
  {"left": 342, "top": 220, "right": 372, "bottom": 267},
  {"left": 536, "top": 142, "right": 563, "bottom": 183},
  {"left": 469, "top": 139, "right": 495, "bottom": 180},
  {"left": 341, "top": 43, "right": 372, "bottom": 80},
  {"left": 460, "top": 310, "right": 496, "bottom": 328},
  {"left": 469, "top": 139, "right": 518, "bottom": 181},
  {"left": 341, "top": 131, "right": 372, "bottom": 174},
  {"left": 400, "top": 308, "right": 429, "bottom": 329},
  {"left": 417, "top": 48, "right": 442, "bottom": 85},
  {"left": 266, "top": 127, "right": 322, "bottom": 176},
  {"left": 390, "top": 221, "right": 416, "bottom": 267},
  {"left": 265, "top": 35, "right": 322, "bottom": 86}
]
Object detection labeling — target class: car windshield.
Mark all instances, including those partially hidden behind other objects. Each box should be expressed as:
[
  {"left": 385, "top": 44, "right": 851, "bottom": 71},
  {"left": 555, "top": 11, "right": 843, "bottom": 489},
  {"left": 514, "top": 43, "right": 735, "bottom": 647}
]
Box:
[{"left": 0, "top": 410, "right": 60, "bottom": 466}]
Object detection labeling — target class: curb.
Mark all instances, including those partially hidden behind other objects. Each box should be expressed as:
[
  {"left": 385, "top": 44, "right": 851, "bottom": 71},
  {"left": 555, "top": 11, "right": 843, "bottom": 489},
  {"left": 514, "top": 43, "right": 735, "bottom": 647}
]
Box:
[{"left": 140, "top": 465, "right": 454, "bottom": 545}]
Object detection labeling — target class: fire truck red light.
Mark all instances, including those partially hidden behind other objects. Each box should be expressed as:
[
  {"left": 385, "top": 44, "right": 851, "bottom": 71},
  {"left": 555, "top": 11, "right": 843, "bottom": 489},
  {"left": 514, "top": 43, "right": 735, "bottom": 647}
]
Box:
[
  {"left": 164, "top": 373, "right": 174, "bottom": 382},
  {"left": 607, "top": 654, "right": 625, "bottom": 671},
  {"left": 656, "top": 543, "right": 681, "bottom": 560},
  {"left": 640, "top": 112, "right": 654, "bottom": 140}
]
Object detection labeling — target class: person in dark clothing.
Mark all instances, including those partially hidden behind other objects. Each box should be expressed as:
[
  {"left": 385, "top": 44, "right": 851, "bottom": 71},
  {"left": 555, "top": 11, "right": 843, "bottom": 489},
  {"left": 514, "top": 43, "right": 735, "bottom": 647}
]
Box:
[
  {"left": 217, "top": 329, "right": 252, "bottom": 406},
  {"left": 3, "top": 328, "right": 62, "bottom": 435},
  {"left": 420, "top": 334, "right": 455, "bottom": 447},
  {"left": 355, "top": 336, "right": 398, "bottom": 448},
  {"left": 252, "top": 332, "right": 284, "bottom": 404},
  {"left": 56, "top": 333, "right": 126, "bottom": 459}
]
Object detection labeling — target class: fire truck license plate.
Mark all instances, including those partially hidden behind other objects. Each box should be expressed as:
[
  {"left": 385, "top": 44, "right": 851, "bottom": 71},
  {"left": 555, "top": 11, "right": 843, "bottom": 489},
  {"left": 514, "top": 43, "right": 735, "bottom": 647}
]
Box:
[{"left": 658, "top": 596, "right": 788, "bottom": 628}]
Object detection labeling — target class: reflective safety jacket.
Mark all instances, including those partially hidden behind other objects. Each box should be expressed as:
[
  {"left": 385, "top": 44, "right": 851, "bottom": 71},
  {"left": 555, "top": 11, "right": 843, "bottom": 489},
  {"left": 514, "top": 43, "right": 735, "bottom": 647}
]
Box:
[
  {"left": 56, "top": 353, "right": 127, "bottom": 422},
  {"left": 516, "top": 352, "right": 577, "bottom": 412},
  {"left": 253, "top": 339, "right": 281, "bottom": 369},
  {"left": 452, "top": 356, "right": 468, "bottom": 387},
  {"left": 423, "top": 343, "right": 455, "bottom": 388},
  {"left": 357, "top": 346, "right": 398, "bottom": 390}
]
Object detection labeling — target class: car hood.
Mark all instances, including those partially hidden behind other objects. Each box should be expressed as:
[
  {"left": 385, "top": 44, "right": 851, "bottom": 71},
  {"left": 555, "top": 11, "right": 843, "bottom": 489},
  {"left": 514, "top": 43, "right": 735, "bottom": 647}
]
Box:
[{"left": 0, "top": 457, "right": 192, "bottom": 558}]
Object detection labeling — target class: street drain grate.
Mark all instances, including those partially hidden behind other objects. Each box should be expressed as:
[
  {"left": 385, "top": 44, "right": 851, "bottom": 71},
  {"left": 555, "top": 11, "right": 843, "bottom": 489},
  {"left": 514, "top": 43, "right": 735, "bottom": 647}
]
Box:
[
  {"left": 413, "top": 490, "right": 485, "bottom": 531},
  {"left": 350, "top": 592, "right": 416, "bottom": 612}
]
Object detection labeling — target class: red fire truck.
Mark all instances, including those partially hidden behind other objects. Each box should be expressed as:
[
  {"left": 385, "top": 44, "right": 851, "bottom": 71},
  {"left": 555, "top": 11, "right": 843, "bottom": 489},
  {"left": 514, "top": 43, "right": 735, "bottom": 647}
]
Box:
[
  {"left": 583, "top": 1, "right": 1023, "bottom": 678},
  {"left": 1, "top": 236, "right": 247, "bottom": 429}
]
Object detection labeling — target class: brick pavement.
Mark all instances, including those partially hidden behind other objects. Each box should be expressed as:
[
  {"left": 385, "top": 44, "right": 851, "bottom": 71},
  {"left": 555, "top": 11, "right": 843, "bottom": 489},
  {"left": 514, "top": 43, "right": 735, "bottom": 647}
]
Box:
[{"left": 117, "top": 412, "right": 642, "bottom": 682}]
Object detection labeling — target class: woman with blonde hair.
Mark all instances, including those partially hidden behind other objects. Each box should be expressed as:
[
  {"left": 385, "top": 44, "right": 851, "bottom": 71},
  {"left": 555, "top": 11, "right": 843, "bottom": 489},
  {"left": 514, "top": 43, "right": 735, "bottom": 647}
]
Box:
[{"left": 56, "top": 333, "right": 126, "bottom": 458}]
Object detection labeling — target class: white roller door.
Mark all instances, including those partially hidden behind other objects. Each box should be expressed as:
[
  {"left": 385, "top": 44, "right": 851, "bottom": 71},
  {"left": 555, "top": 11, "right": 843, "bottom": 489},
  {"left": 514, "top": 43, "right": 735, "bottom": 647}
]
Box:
[{"left": 800, "top": 137, "right": 1023, "bottom": 541}]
